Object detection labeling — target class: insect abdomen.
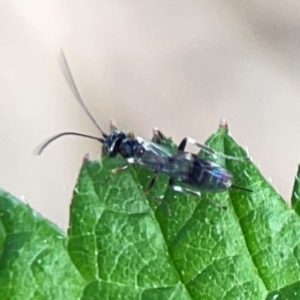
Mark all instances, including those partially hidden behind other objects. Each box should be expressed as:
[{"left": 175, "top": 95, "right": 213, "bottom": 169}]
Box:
[{"left": 187, "top": 158, "right": 233, "bottom": 192}]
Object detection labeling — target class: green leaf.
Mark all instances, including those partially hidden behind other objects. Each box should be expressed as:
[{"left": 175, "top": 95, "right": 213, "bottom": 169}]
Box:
[
  {"left": 0, "top": 191, "right": 84, "bottom": 300},
  {"left": 1, "top": 124, "right": 300, "bottom": 299},
  {"left": 291, "top": 164, "right": 300, "bottom": 216}
]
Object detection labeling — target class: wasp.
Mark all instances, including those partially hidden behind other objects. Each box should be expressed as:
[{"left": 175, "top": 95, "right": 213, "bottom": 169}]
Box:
[{"left": 37, "top": 51, "right": 251, "bottom": 206}]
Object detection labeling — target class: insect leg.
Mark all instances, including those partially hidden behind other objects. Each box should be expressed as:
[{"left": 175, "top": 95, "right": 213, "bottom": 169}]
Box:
[
  {"left": 178, "top": 138, "right": 188, "bottom": 151},
  {"left": 153, "top": 129, "right": 247, "bottom": 161},
  {"left": 111, "top": 165, "right": 129, "bottom": 174},
  {"left": 100, "top": 165, "right": 128, "bottom": 187},
  {"left": 169, "top": 179, "right": 227, "bottom": 210},
  {"left": 145, "top": 172, "right": 158, "bottom": 195},
  {"left": 179, "top": 137, "right": 248, "bottom": 161},
  {"left": 144, "top": 171, "right": 172, "bottom": 216}
]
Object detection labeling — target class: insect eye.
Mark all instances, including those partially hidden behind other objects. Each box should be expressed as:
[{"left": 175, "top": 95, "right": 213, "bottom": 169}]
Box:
[{"left": 135, "top": 145, "right": 144, "bottom": 155}]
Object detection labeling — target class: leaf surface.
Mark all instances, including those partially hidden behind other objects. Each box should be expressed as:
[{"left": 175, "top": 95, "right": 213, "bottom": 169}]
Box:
[
  {"left": 1, "top": 126, "right": 300, "bottom": 299},
  {"left": 0, "top": 191, "right": 84, "bottom": 300}
]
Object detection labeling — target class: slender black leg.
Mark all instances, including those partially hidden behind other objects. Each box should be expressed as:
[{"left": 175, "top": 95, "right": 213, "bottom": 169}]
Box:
[
  {"left": 146, "top": 128, "right": 168, "bottom": 194},
  {"left": 144, "top": 173, "right": 172, "bottom": 216},
  {"left": 145, "top": 172, "right": 158, "bottom": 195},
  {"left": 178, "top": 138, "right": 187, "bottom": 151},
  {"left": 146, "top": 129, "right": 164, "bottom": 192}
]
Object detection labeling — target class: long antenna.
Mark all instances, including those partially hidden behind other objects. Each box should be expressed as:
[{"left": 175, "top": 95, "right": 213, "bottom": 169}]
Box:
[
  {"left": 58, "top": 50, "right": 107, "bottom": 137},
  {"left": 35, "top": 132, "right": 104, "bottom": 155}
]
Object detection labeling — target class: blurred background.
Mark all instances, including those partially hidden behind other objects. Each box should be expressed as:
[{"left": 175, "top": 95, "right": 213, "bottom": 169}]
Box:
[{"left": 1, "top": 0, "right": 300, "bottom": 228}]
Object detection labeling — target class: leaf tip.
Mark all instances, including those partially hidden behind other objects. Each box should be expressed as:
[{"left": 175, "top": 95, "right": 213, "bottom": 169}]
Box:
[
  {"left": 110, "top": 119, "right": 118, "bottom": 131},
  {"left": 219, "top": 118, "right": 229, "bottom": 131},
  {"left": 19, "top": 194, "right": 28, "bottom": 203},
  {"left": 83, "top": 154, "right": 90, "bottom": 163}
]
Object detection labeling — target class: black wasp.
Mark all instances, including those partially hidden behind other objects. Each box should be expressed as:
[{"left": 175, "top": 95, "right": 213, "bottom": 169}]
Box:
[{"left": 37, "top": 51, "right": 251, "bottom": 205}]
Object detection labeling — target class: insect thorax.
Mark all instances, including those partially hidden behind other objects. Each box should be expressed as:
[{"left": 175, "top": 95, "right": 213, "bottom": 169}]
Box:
[{"left": 102, "top": 130, "right": 127, "bottom": 157}]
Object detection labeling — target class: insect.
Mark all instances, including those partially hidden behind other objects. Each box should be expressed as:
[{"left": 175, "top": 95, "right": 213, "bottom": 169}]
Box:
[{"left": 37, "top": 50, "right": 251, "bottom": 206}]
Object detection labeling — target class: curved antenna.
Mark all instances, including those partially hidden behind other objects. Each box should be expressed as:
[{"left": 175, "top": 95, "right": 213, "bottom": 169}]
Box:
[
  {"left": 35, "top": 132, "right": 104, "bottom": 155},
  {"left": 59, "top": 50, "right": 107, "bottom": 138}
]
